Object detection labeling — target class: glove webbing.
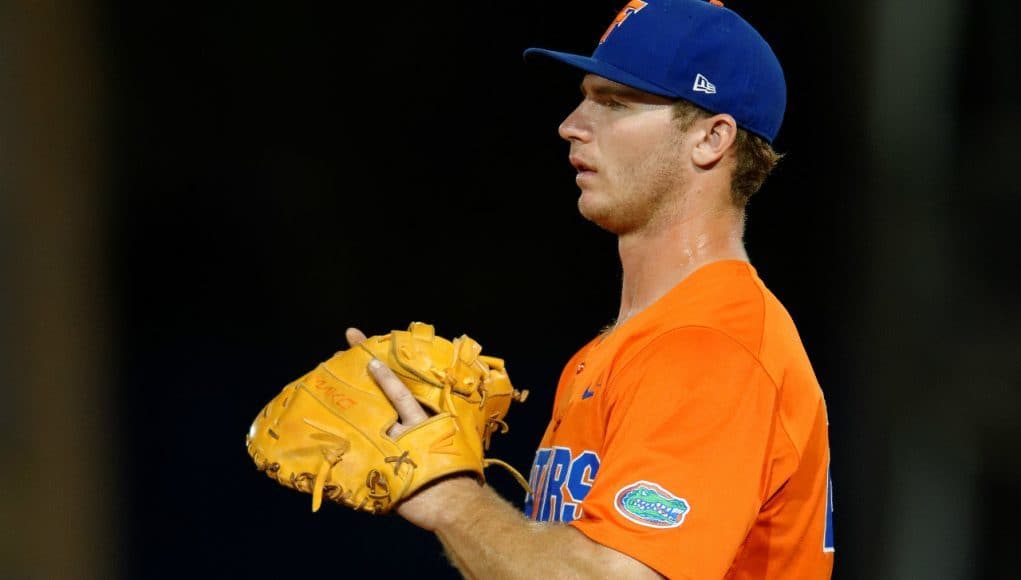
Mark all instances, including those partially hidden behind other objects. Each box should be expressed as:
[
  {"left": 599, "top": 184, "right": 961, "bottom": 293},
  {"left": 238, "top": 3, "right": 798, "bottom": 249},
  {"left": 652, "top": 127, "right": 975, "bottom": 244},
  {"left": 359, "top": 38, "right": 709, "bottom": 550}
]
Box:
[{"left": 437, "top": 371, "right": 531, "bottom": 495}]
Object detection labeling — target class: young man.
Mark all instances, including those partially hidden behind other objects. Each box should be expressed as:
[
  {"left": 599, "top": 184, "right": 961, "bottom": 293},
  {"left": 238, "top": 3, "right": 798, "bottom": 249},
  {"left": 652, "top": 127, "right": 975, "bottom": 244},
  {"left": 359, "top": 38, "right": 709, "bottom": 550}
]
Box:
[{"left": 348, "top": 1, "right": 834, "bottom": 577}]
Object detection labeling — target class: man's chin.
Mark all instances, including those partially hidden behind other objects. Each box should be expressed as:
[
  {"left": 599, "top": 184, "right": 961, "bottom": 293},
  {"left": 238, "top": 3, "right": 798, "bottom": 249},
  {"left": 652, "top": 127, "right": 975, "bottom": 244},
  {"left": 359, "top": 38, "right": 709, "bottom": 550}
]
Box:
[{"left": 578, "top": 199, "right": 627, "bottom": 235}]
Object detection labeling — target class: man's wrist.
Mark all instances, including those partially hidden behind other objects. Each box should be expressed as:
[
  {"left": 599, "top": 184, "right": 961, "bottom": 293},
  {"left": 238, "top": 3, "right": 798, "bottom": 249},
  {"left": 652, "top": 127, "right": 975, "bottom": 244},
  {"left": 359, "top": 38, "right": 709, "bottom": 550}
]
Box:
[
  {"left": 437, "top": 476, "right": 488, "bottom": 528},
  {"left": 396, "top": 473, "right": 488, "bottom": 531}
]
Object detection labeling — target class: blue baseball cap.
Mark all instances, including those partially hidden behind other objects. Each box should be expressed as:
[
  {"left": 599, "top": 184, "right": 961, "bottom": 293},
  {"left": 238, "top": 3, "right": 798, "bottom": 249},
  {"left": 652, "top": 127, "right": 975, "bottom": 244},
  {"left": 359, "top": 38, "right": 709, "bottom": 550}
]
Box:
[{"left": 523, "top": 0, "right": 786, "bottom": 143}]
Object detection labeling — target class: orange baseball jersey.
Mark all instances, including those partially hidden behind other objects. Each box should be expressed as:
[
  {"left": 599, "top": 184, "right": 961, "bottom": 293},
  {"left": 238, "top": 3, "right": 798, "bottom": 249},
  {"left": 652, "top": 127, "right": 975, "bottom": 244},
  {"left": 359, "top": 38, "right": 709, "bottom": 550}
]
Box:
[{"left": 524, "top": 260, "right": 834, "bottom": 579}]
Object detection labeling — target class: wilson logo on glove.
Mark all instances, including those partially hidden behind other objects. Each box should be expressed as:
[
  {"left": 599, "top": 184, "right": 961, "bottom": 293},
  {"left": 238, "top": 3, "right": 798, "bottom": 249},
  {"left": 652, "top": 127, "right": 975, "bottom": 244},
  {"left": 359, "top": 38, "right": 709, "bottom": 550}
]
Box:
[{"left": 245, "top": 322, "right": 529, "bottom": 514}]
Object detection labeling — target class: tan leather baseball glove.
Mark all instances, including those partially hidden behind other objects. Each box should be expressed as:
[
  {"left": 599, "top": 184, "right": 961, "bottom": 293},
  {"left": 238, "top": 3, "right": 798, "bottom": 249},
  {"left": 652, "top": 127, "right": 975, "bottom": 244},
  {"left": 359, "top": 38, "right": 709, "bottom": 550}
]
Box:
[{"left": 245, "top": 322, "right": 529, "bottom": 514}]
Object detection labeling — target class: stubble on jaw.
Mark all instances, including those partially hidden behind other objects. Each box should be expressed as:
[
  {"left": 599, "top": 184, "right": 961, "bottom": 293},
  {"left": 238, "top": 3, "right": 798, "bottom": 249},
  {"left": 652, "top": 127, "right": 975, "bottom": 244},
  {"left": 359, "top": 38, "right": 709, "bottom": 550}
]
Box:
[{"left": 577, "top": 129, "right": 690, "bottom": 237}]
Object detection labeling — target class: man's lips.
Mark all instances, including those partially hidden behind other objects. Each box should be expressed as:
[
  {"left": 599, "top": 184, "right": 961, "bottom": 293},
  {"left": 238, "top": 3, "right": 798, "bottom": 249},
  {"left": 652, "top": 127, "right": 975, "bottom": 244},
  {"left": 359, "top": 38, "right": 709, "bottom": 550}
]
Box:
[{"left": 569, "top": 155, "right": 596, "bottom": 174}]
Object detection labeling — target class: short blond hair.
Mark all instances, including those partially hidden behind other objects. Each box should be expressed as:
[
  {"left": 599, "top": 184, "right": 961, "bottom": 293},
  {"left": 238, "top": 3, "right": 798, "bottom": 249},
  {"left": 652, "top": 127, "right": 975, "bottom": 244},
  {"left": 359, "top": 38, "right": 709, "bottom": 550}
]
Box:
[{"left": 671, "top": 100, "right": 783, "bottom": 208}]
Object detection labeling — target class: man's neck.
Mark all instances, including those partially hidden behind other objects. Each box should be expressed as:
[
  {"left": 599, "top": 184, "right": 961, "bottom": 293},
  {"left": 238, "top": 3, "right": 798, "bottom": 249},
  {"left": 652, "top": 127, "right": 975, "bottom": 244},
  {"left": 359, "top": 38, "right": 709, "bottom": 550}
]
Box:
[{"left": 613, "top": 207, "right": 748, "bottom": 329}]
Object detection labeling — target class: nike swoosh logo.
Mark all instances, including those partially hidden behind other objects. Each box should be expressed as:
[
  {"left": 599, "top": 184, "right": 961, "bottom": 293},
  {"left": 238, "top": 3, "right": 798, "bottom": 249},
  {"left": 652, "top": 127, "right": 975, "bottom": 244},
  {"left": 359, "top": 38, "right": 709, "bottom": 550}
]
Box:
[{"left": 581, "top": 388, "right": 595, "bottom": 400}]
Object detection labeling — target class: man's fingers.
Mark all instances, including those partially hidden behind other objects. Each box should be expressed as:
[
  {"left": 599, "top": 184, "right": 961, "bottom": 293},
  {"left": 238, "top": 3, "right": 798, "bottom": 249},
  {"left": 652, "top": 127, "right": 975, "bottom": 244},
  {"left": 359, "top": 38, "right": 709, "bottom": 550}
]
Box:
[
  {"left": 368, "top": 359, "right": 430, "bottom": 427},
  {"left": 351, "top": 328, "right": 429, "bottom": 432},
  {"left": 345, "top": 327, "right": 368, "bottom": 347}
]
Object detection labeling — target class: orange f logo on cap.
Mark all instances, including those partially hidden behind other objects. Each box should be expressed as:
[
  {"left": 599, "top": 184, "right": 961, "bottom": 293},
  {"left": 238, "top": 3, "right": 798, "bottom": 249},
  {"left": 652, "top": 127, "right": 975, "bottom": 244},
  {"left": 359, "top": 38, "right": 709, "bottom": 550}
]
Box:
[{"left": 600, "top": 0, "right": 648, "bottom": 44}]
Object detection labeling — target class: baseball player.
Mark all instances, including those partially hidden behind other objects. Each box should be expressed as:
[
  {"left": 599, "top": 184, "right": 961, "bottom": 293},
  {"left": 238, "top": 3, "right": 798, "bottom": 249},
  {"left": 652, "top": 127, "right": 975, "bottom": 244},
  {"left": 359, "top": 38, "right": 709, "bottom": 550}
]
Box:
[{"left": 346, "top": 1, "right": 834, "bottom": 577}]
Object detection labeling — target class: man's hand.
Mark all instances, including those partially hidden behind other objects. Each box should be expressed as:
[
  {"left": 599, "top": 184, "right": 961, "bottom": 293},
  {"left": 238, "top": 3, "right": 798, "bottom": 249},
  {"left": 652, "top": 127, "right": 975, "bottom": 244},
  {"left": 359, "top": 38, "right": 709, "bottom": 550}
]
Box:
[
  {"left": 345, "top": 327, "right": 479, "bottom": 529},
  {"left": 344, "top": 326, "right": 662, "bottom": 578},
  {"left": 345, "top": 327, "right": 430, "bottom": 438}
]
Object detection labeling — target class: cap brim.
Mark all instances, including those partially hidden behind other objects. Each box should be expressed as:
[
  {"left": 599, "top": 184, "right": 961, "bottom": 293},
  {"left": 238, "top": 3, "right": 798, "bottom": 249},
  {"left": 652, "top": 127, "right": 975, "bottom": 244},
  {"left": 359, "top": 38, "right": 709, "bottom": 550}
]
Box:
[{"left": 523, "top": 48, "right": 680, "bottom": 99}]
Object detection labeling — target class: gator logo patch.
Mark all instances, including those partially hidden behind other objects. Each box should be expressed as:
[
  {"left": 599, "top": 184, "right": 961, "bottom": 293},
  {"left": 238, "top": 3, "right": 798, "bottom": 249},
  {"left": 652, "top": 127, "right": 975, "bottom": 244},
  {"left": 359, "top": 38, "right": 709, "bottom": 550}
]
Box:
[{"left": 614, "top": 481, "right": 690, "bottom": 528}]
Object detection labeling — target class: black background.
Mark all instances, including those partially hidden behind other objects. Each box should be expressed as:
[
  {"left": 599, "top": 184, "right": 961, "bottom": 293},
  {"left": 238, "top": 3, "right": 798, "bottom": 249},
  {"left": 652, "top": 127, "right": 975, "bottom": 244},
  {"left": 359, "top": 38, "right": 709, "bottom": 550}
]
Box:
[
  {"left": 5, "top": 0, "right": 1018, "bottom": 579},
  {"left": 111, "top": 2, "right": 855, "bottom": 577}
]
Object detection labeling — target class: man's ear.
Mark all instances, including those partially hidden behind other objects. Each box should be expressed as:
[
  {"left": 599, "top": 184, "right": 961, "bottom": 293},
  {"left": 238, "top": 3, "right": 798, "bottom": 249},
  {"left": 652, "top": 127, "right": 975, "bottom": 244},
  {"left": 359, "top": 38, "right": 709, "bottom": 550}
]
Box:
[{"left": 691, "top": 114, "right": 737, "bottom": 168}]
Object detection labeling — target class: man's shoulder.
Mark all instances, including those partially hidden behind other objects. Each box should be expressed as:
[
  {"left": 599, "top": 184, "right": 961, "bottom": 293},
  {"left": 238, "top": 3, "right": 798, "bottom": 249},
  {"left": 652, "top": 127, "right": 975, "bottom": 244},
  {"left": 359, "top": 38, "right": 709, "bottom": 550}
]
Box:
[
  {"left": 653, "top": 260, "right": 771, "bottom": 355},
  {"left": 613, "top": 261, "right": 814, "bottom": 382}
]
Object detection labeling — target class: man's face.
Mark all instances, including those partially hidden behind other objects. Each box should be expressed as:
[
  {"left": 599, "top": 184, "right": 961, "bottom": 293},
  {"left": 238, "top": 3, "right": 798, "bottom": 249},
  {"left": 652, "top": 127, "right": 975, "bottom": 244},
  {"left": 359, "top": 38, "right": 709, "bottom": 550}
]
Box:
[{"left": 559, "top": 75, "right": 692, "bottom": 235}]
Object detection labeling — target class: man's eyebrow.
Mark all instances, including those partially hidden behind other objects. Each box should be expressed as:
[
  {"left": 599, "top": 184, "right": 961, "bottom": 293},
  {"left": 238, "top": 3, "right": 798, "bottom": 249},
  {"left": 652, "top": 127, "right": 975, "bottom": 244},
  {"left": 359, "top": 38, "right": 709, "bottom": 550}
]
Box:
[{"left": 580, "top": 83, "right": 646, "bottom": 99}]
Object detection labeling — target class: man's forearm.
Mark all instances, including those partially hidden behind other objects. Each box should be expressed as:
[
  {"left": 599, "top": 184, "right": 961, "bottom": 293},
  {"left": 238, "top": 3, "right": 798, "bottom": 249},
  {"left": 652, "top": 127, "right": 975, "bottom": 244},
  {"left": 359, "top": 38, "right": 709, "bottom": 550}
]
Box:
[
  {"left": 433, "top": 480, "right": 597, "bottom": 579},
  {"left": 354, "top": 352, "right": 659, "bottom": 578},
  {"left": 424, "top": 479, "right": 658, "bottom": 580}
]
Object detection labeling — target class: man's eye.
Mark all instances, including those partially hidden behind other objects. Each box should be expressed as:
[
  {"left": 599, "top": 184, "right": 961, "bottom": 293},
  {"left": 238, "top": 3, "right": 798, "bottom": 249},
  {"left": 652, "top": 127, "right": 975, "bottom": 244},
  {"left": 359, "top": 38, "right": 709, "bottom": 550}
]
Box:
[{"left": 599, "top": 98, "right": 625, "bottom": 109}]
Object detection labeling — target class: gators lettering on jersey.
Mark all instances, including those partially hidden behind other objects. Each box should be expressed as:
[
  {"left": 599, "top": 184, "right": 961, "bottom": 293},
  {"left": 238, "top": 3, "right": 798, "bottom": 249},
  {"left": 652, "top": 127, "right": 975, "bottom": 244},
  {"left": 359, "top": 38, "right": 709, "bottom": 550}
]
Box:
[
  {"left": 524, "top": 446, "right": 601, "bottom": 523},
  {"left": 524, "top": 261, "right": 834, "bottom": 579}
]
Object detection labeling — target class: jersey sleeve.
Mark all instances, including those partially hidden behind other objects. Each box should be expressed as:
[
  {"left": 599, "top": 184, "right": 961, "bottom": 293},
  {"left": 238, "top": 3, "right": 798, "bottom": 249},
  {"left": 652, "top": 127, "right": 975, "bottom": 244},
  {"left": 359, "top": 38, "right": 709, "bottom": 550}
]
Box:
[{"left": 569, "top": 327, "right": 796, "bottom": 579}]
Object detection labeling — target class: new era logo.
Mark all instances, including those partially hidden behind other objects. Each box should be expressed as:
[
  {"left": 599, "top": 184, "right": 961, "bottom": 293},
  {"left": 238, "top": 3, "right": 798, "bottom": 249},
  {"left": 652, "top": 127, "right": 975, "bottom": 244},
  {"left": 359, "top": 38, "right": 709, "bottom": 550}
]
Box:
[{"left": 693, "top": 73, "right": 716, "bottom": 94}]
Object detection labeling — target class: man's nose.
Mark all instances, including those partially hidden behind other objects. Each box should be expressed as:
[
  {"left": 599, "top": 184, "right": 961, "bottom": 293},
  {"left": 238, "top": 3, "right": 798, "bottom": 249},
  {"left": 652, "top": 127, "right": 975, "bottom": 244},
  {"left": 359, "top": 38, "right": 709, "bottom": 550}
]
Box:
[{"left": 558, "top": 103, "right": 591, "bottom": 142}]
